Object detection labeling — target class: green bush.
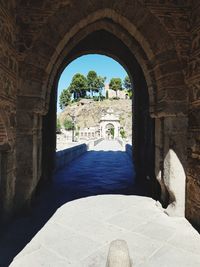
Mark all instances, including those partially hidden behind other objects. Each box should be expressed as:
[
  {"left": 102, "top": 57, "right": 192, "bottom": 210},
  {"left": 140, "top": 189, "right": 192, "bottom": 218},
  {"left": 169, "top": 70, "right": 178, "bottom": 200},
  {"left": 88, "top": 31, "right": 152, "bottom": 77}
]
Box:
[
  {"left": 93, "top": 96, "right": 99, "bottom": 101},
  {"left": 110, "top": 127, "right": 114, "bottom": 137},
  {"left": 120, "top": 128, "right": 126, "bottom": 139},
  {"left": 93, "top": 95, "right": 105, "bottom": 101},
  {"left": 56, "top": 119, "right": 61, "bottom": 133},
  {"left": 63, "top": 119, "right": 74, "bottom": 130}
]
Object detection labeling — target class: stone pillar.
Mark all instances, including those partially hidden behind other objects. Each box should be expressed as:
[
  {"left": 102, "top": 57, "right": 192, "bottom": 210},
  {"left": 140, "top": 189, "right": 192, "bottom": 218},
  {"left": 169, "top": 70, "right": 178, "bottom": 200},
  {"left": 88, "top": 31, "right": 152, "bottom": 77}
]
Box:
[
  {"left": 0, "top": 0, "right": 18, "bottom": 221},
  {"left": 41, "top": 87, "right": 56, "bottom": 185},
  {"left": 133, "top": 65, "right": 157, "bottom": 198},
  {"left": 155, "top": 116, "right": 187, "bottom": 216},
  {"left": 15, "top": 108, "right": 42, "bottom": 211},
  {"left": 114, "top": 123, "right": 120, "bottom": 139},
  {"left": 0, "top": 148, "right": 16, "bottom": 221},
  {"left": 114, "top": 124, "right": 118, "bottom": 139},
  {"left": 101, "top": 122, "right": 106, "bottom": 138}
]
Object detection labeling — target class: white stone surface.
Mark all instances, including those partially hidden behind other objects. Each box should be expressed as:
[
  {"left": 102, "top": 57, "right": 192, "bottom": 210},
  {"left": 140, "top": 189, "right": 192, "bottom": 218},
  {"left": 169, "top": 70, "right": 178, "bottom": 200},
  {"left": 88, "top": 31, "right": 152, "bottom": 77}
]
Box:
[{"left": 9, "top": 195, "right": 200, "bottom": 267}]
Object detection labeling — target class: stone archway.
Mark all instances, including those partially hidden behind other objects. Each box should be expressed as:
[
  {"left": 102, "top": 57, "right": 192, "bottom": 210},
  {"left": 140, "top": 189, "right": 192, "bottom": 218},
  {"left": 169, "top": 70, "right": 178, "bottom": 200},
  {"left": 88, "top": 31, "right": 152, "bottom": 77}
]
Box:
[
  {"left": 15, "top": 2, "right": 188, "bottom": 219},
  {"left": 100, "top": 108, "right": 121, "bottom": 140}
]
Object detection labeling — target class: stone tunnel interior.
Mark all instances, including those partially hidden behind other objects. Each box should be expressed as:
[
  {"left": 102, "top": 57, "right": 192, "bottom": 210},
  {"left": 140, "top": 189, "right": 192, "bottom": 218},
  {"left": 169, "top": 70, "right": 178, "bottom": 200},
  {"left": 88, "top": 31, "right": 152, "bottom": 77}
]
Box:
[
  {"left": 1, "top": 1, "right": 200, "bottom": 265},
  {"left": 0, "top": 0, "right": 199, "bottom": 241},
  {"left": 1, "top": 14, "right": 187, "bottom": 225},
  {"left": 41, "top": 29, "right": 159, "bottom": 201}
]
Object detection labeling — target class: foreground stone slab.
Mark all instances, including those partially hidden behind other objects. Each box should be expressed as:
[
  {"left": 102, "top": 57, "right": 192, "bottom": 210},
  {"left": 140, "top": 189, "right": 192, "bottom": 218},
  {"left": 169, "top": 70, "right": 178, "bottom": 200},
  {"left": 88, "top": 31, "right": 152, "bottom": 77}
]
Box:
[{"left": 9, "top": 195, "right": 200, "bottom": 267}]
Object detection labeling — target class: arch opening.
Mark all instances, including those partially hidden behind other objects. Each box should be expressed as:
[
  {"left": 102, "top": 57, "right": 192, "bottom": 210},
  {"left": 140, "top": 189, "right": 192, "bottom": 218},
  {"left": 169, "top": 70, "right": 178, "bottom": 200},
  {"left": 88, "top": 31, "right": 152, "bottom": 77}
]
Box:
[
  {"left": 0, "top": 3, "right": 194, "bottom": 263},
  {"left": 105, "top": 123, "right": 115, "bottom": 140},
  {"left": 14, "top": 8, "right": 187, "bottom": 219},
  {"left": 40, "top": 29, "right": 159, "bottom": 201}
]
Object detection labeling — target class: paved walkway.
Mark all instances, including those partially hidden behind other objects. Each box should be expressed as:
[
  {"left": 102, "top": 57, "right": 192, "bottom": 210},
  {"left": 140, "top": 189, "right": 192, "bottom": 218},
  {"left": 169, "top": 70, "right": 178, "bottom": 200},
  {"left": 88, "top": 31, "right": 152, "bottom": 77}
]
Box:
[
  {"left": 54, "top": 140, "right": 135, "bottom": 200},
  {"left": 0, "top": 140, "right": 135, "bottom": 267},
  {"left": 1, "top": 140, "right": 200, "bottom": 266}
]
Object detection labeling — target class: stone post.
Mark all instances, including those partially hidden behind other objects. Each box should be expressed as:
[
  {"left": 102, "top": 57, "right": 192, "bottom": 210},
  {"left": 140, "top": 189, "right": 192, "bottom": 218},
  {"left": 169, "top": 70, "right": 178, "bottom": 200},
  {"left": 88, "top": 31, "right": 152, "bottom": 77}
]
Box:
[
  {"left": 155, "top": 115, "right": 187, "bottom": 216},
  {"left": 106, "top": 240, "right": 132, "bottom": 267}
]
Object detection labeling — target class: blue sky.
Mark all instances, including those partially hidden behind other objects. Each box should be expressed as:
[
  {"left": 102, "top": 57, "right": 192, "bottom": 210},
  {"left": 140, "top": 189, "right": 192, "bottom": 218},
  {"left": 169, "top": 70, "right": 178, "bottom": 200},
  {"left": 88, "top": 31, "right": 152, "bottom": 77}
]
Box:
[{"left": 57, "top": 54, "right": 128, "bottom": 112}]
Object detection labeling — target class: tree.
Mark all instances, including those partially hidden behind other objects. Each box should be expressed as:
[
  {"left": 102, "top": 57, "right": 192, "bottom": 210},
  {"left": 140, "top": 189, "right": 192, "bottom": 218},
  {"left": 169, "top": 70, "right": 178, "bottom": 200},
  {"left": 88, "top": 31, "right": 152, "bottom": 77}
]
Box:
[
  {"left": 69, "top": 73, "right": 87, "bottom": 99},
  {"left": 56, "top": 118, "right": 61, "bottom": 133},
  {"left": 95, "top": 76, "right": 106, "bottom": 100},
  {"left": 59, "top": 88, "right": 71, "bottom": 109},
  {"left": 123, "top": 75, "right": 132, "bottom": 99},
  {"left": 63, "top": 119, "right": 74, "bottom": 130},
  {"left": 123, "top": 75, "right": 131, "bottom": 91},
  {"left": 109, "top": 78, "right": 122, "bottom": 98},
  {"left": 87, "top": 70, "right": 97, "bottom": 96},
  {"left": 87, "top": 71, "right": 106, "bottom": 100}
]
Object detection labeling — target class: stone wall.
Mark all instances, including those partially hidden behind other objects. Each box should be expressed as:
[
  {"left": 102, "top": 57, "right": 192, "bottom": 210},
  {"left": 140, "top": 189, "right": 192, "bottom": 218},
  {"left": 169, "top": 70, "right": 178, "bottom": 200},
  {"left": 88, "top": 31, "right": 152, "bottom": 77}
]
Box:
[
  {"left": 141, "top": 0, "right": 190, "bottom": 216},
  {"left": 55, "top": 144, "right": 88, "bottom": 171},
  {"left": 0, "top": 1, "right": 17, "bottom": 220},
  {"left": 143, "top": 1, "right": 190, "bottom": 75},
  {"left": 186, "top": 1, "right": 200, "bottom": 228}
]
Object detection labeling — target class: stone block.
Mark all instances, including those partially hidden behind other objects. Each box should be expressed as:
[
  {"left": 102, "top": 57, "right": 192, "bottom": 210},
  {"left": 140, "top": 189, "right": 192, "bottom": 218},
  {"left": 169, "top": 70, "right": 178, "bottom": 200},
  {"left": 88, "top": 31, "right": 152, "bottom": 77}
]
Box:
[{"left": 163, "top": 149, "right": 186, "bottom": 217}]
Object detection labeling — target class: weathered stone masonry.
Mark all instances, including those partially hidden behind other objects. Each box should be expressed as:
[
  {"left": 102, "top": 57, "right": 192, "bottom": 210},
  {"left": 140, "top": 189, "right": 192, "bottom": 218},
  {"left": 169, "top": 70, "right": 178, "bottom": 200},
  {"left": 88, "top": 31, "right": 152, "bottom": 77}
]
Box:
[
  {"left": 0, "top": 1, "right": 17, "bottom": 219},
  {"left": 186, "top": 1, "right": 200, "bottom": 228},
  {"left": 0, "top": 0, "right": 199, "bottom": 229}
]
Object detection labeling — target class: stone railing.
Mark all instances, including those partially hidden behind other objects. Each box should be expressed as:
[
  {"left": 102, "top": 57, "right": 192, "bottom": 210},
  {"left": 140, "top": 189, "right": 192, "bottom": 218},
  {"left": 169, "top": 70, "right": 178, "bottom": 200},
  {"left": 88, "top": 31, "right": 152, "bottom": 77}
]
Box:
[
  {"left": 87, "top": 138, "right": 104, "bottom": 150},
  {"left": 94, "top": 137, "right": 104, "bottom": 146},
  {"left": 125, "top": 144, "right": 132, "bottom": 160},
  {"left": 55, "top": 143, "right": 88, "bottom": 171},
  {"left": 116, "top": 138, "right": 125, "bottom": 148}
]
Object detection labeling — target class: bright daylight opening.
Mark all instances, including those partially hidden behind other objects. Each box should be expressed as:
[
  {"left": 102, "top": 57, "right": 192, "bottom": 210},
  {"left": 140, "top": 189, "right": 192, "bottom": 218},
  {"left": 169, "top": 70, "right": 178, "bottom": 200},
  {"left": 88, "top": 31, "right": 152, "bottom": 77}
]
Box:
[
  {"left": 54, "top": 54, "right": 135, "bottom": 197},
  {"left": 56, "top": 54, "right": 132, "bottom": 151}
]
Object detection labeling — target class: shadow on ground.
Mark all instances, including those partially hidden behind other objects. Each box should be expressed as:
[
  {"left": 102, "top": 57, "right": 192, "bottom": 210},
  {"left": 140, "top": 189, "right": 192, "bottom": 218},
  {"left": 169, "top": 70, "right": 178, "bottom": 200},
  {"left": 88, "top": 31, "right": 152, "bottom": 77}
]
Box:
[{"left": 0, "top": 150, "right": 147, "bottom": 267}]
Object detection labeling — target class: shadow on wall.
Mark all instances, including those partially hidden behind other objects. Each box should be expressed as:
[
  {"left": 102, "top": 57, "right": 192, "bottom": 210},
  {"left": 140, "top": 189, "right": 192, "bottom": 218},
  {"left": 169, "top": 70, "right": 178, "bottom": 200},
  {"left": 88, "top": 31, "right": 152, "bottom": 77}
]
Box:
[{"left": 0, "top": 149, "right": 138, "bottom": 267}]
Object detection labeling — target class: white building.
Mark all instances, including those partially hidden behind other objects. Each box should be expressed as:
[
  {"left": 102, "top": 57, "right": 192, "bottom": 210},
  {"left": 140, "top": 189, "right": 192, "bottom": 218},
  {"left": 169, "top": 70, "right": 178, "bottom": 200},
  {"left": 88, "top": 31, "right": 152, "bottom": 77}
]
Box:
[
  {"left": 77, "top": 108, "right": 121, "bottom": 140},
  {"left": 79, "top": 126, "right": 100, "bottom": 140},
  {"left": 105, "top": 84, "right": 129, "bottom": 99}
]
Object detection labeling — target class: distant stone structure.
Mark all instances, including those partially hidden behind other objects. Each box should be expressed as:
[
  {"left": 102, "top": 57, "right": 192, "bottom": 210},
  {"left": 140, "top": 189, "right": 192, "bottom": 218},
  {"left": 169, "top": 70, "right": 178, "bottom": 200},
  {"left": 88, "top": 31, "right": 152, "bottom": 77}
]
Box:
[
  {"left": 78, "top": 108, "right": 121, "bottom": 140},
  {"left": 79, "top": 126, "right": 100, "bottom": 140},
  {"left": 100, "top": 108, "right": 121, "bottom": 139},
  {"left": 105, "top": 84, "right": 129, "bottom": 99}
]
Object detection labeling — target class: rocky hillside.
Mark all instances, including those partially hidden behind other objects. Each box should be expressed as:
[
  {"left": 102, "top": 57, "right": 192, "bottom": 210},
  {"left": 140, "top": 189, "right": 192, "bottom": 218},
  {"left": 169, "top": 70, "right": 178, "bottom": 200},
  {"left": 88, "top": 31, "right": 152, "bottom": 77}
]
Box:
[{"left": 58, "top": 99, "right": 132, "bottom": 139}]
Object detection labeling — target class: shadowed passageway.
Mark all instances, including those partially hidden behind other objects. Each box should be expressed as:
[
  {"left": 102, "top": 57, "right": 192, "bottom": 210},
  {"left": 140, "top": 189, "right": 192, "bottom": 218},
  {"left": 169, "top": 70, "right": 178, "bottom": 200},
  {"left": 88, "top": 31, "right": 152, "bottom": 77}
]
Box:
[
  {"left": 1, "top": 141, "right": 200, "bottom": 267},
  {"left": 54, "top": 140, "right": 135, "bottom": 201},
  {"left": 0, "top": 140, "right": 135, "bottom": 266}
]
